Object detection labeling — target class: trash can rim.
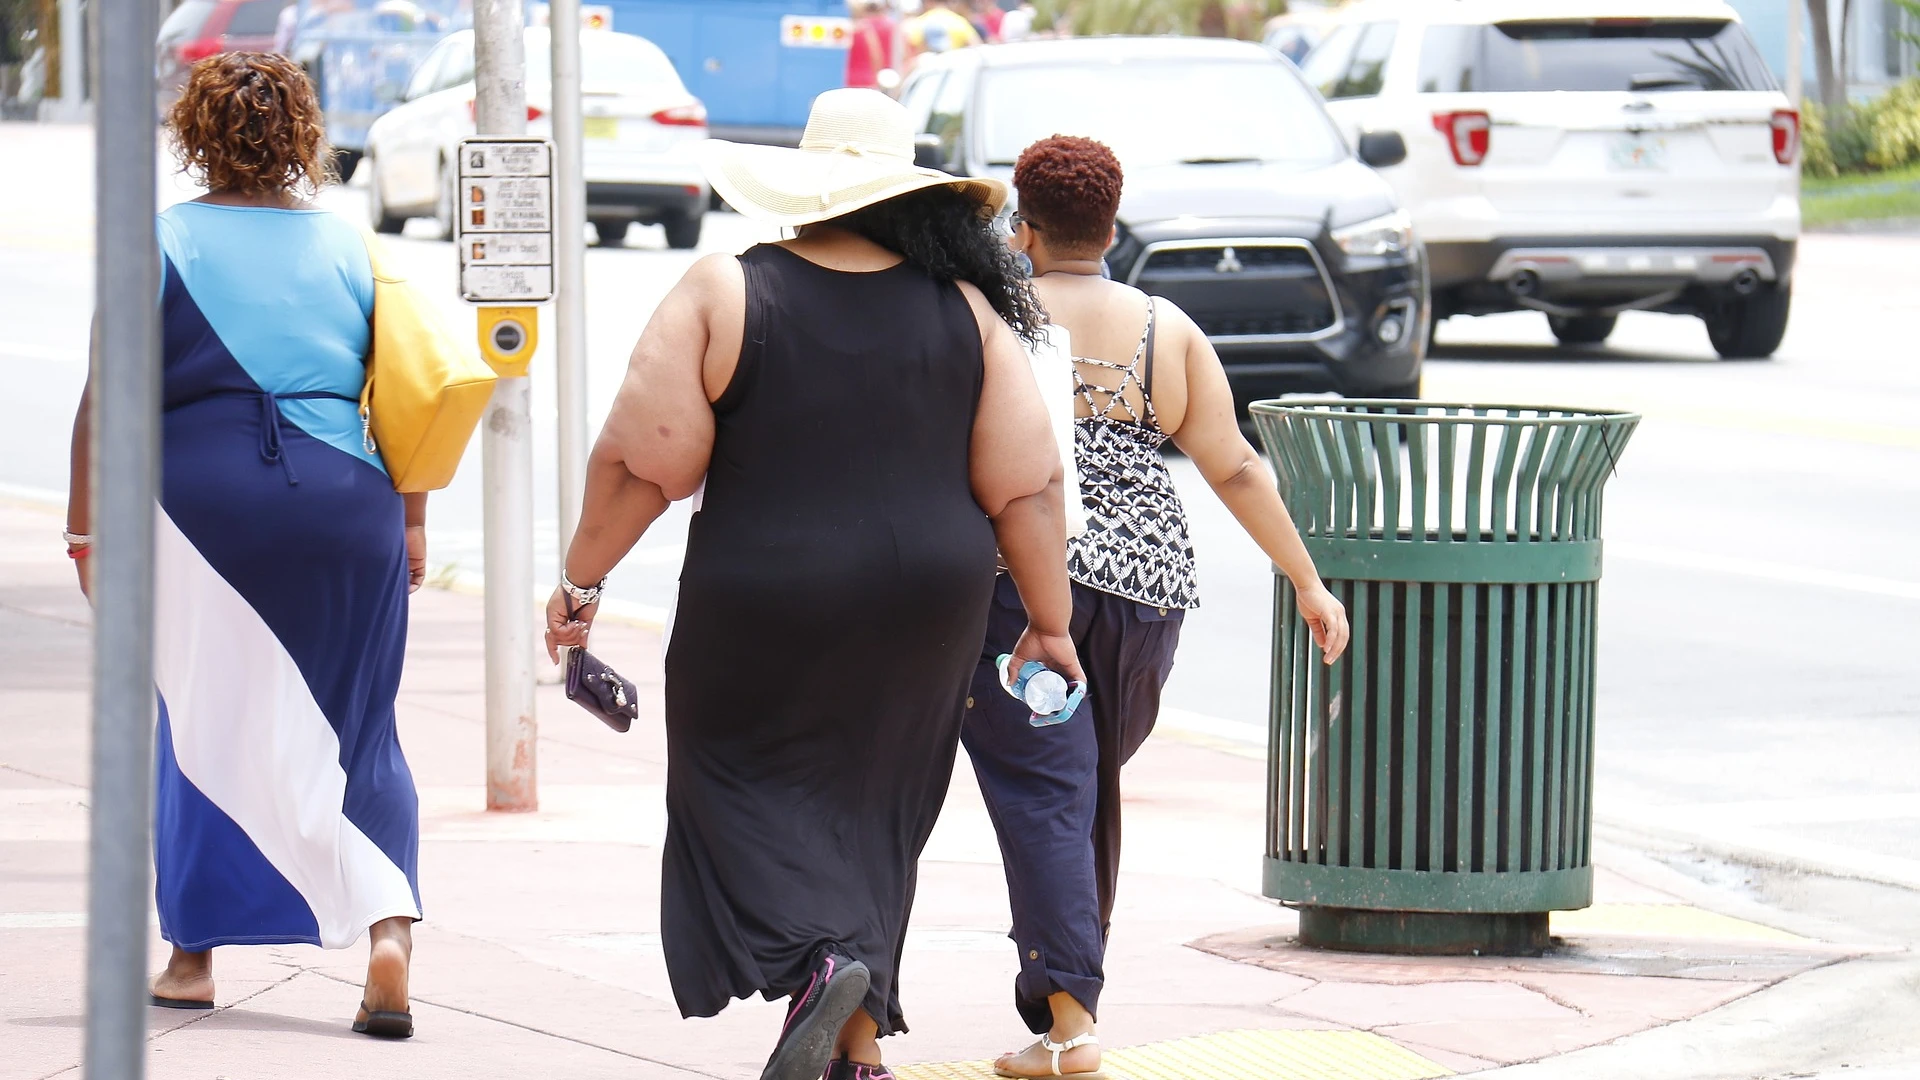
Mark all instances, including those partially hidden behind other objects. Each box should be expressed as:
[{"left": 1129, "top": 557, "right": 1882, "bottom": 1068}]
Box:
[{"left": 1248, "top": 399, "right": 1640, "bottom": 427}]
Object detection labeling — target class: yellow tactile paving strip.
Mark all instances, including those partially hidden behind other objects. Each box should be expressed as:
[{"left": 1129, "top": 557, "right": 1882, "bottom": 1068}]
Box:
[
  {"left": 894, "top": 1029, "right": 1452, "bottom": 1080},
  {"left": 1551, "top": 902, "right": 1813, "bottom": 944}
]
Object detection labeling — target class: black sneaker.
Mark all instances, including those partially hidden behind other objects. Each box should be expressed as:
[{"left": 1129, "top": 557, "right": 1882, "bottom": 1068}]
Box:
[
  {"left": 825, "top": 1057, "right": 896, "bottom": 1080},
  {"left": 760, "top": 945, "right": 871, "bottom": 1080}
]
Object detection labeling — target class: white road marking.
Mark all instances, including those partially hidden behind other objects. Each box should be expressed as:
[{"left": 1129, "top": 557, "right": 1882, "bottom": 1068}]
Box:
[
  {"left": 1610, "top": 541, "right": 1920, "bottom": 602},
  {"left": 0, "top": 482, "right": 64, "bottom": 506},
  {"left": 0, "top": 341, "right": 84, "bottom": 364}
]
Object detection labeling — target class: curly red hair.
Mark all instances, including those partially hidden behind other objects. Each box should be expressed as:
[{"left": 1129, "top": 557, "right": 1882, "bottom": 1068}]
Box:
[
  {"left": 1012, "top": 135, "right": 1123, "bottom": 255},
  {"left": 168, "top": 53, "right": 333, "bottom": 200}
]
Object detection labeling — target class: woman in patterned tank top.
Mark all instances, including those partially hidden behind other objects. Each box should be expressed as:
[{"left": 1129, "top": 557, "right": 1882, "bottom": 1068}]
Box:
[{"left": 962, "top": 136, "right": 1351, "bottom": 1080}]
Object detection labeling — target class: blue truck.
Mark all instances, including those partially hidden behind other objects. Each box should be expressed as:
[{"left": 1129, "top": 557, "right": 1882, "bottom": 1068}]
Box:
[
  {"left": 604, "top": 0, "right": 852, "bottom": 146},
  {"left": 293, "top": 0, "right": 851, "bottom": 174},
  {"left": 288, "top": 0, "right": 466, "bottom": 175}
]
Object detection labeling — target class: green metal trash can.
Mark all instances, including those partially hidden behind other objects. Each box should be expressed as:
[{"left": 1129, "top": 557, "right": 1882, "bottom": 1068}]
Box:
[{"left": 1249, "top": 400, "right": 1640, "bottom": 955}]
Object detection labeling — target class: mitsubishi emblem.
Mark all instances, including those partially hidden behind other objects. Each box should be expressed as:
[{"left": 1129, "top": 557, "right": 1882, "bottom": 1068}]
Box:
[{"left": 1215, "top": 247, "right": 1244, "bottom": 273}]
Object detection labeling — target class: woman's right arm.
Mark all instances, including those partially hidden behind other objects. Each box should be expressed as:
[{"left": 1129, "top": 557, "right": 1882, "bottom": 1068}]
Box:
[
  {"left": 546, "top": 254, "right": 744, "bottom": 659},
  {"left": 959, "top": 284, "right": 1083, "bottom": 682}
]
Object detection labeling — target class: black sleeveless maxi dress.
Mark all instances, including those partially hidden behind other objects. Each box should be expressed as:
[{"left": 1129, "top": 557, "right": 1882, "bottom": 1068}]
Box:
[{"left": 660, "top": 244, "right": 998, "bottom": 1035}]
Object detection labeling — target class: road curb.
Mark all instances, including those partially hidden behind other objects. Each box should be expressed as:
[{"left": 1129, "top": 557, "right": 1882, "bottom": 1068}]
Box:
[{"left": 1465, "top": 950, "right": 1920, "bottom": 1079}]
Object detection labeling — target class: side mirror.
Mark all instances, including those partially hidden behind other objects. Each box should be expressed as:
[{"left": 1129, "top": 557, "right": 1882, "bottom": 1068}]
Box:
[
  {"left": 913, "top": 133, "right": 947, "bottom": 173},
  {"left": 1356, "top": 130, "right": 1408, "bottom": 169}
]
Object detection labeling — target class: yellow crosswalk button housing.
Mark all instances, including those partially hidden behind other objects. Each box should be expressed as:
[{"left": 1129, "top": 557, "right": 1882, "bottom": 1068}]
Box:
[{"left": 477, "top": 306, "right": 537, "bottom": 376}]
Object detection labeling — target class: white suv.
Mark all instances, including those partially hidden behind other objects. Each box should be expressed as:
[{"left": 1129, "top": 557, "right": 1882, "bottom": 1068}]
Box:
[{"left": 1302, "top": 0, "right": 1799, "bottom": 357}]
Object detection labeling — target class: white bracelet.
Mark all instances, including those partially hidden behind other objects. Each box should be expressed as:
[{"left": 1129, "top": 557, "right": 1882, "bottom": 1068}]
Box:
[
  {"left": 561, "top": 573, "right": 606, "bottom": 608},
  {"left": 63, "top": 530, "right": 92, "bottom": 548}
]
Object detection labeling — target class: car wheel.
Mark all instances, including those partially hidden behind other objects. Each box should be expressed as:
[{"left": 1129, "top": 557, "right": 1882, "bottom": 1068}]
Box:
[
  {"left": 1547, "top": 314, "right": 1617, "bottom": 347},
  {"left": 663, "top": 210, "right": 702, "bottom": 251},
  {"left": 366, "top": 156, "right": 407, "bottom": 235},
  {"left": 1704, "top": 284, "right": 1791, "bottom": 359},
  {"left": 432, "top": 158, "right": 457, "bottom": 242},
  {"left": 591, "top": 218, "right": 630, "bottom": 247}
]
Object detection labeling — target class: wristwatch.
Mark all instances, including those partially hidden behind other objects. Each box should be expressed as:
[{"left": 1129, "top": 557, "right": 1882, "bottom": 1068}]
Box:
[{"left": 560, "top": 573, "right": 606, "bottom": 608}]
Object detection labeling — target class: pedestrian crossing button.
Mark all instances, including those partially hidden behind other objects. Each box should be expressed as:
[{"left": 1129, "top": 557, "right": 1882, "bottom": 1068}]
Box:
[{"left": 492, "top": 321, "right": 524, "bottom": 354}]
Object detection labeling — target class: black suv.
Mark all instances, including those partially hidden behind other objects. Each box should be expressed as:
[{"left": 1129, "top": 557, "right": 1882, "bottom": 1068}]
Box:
[{"left": 899, "top": 36, "right": 1428, "bottom": 407}]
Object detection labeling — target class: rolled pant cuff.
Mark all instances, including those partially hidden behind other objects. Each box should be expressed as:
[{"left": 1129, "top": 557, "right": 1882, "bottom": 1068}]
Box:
[{"left": 1016, "top": 959, "right": 1103, "bottom": 1036}]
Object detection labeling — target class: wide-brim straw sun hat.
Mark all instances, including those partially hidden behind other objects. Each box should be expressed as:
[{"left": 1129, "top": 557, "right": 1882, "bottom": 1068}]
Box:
[{"left": 698, "top": 88, "right": 1007, "bottom": 228}]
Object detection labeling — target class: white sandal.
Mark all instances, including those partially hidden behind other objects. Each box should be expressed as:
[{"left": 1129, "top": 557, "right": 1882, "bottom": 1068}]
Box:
[{"left": 993, "top": 1031, "right": 1105, "bottom": 1080}]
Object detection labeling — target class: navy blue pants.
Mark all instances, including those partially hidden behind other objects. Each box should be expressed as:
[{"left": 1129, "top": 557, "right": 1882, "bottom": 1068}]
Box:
[{"left": 963, "top": 576, "right": 1184, "bottom": 1034}]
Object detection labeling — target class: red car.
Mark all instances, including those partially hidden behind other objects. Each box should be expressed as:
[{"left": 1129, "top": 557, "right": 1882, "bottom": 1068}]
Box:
[{"left": 156, "top": 0, "right": 292, "bottom": 107}]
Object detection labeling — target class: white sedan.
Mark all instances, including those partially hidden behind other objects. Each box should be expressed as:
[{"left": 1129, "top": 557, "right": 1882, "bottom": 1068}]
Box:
[{"left": 364, "top": 26, "right": 711, "bottom": 248}]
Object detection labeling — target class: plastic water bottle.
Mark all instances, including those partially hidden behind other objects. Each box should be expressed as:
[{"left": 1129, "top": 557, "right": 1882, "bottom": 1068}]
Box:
[{"left": 1024, "top": 669, "right": 1070, "bottom": 716}]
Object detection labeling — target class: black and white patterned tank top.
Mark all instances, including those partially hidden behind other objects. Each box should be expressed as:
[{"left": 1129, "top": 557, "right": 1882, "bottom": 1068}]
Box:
[{"left": 1067, "top": 300, "right": 1200, "bottom": 611}]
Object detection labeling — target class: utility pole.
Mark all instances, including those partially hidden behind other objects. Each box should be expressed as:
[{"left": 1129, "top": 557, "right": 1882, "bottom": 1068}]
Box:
[
  {"left": 473, "top": 0, "right": 539, "bottom": 812},
  {"left": 549, "top": 0, "right": 588, "bottom": 568},
  {"left": 58, "top": 0, "right": 83, "bottom": 118},
  {"left": 83, "top": 0, "right": 158, "bottom": 1074},
  {"left": 1787, "top": 0, "right": 1806, "bottom": 107}
]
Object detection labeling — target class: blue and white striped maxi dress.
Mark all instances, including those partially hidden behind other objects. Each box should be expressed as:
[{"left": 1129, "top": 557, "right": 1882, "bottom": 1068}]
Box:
[{"left": 152, "top": 202, "right": 421, "bottom": 950}]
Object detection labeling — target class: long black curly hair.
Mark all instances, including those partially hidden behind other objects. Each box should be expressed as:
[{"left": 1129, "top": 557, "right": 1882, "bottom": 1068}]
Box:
[{"left": 827, "top": 185, "right": 1048, "bottom": 347}]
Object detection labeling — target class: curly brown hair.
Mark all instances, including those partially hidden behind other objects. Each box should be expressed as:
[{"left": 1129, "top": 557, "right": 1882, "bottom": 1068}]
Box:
[
  {"left": 168, "top": 53, "right": 333, "bottom": 200},
  {"left": 1012, "top": 135, "right": 1124, "bottom": 255}
]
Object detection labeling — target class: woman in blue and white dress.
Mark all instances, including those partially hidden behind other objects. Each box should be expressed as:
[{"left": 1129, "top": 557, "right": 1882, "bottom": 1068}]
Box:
[{"left": 64, "top": 54, "right": 423, "bottom": 1039}]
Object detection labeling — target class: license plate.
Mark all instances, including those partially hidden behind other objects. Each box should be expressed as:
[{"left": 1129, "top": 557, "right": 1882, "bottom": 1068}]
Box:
[
  {"left": 584, "top": 116, "right": 618, "bottom": 140},
  {"left": 1609, "top": 132, "right": 1668, "bottom": 171}
]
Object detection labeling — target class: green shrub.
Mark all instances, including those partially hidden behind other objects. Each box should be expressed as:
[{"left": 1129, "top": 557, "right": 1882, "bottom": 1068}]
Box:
[
  {"left": 1801, "top": 104, "right": 1838, "bottom": 177},
  {"left": 1864, "top": 79, "right": 1920, "bottom": 170},
  {"left": 1804, "top": 79, "right": 1920, "bottom": 177}
]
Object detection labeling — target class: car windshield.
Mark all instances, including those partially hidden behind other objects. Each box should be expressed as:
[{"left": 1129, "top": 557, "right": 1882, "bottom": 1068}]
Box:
[
  {"left": 1418, "top": 19, "right": 1776, "bottom": 93},
  {"left": 157, "top": 0, "right": 216, "bottom": 46},
  {"left": 977, "top": 59, "right": 1346, "bottom": 168},
  {"left": 226, "top": 0, "right": 286, "bottom": 36},
  {"left": 525, "top": 32, "right": 682, "bottom": 91}
]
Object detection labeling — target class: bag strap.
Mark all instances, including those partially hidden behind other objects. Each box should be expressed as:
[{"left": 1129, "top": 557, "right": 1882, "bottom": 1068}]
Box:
[
  {"left": 354, "top": 226, "right": 394, "bottom": 425},
  {"left": 356, "top": 224, "right": 402, "bottom": 284}
]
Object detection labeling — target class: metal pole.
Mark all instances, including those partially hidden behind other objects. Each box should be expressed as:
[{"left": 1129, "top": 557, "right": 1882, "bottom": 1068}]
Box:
[
  {"left": 474, "top": 0, "right": 539, "bottom": 812},
  {"left": 549, "top": 0, "right": 588, "bottom": 568},
  {"left": 83, "top": 0, "right": 159, "bottom": 1070},
  {"left": 1787, "top": 0, "right": 1806, "bottom": 108},
  {"left": 60, "top": 0, "right": 83, "bottom": 109}
]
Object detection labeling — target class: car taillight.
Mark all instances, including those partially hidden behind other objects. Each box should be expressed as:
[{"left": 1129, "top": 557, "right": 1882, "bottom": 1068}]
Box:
[
  {"left": 179, "top": 39, "right": 222, "bottom": 63},
  {"left": 465, "top": 100, "right": 545, "bottom": 123},
  {"left": 1432, "top": 110, "right": 1491, "bottom": 167},
  {"left": 1771, "top": 109, "right": 1799, "bottom": 165},
  {"left": 651, "top": 103, "right": 707, "bottom": 127}
]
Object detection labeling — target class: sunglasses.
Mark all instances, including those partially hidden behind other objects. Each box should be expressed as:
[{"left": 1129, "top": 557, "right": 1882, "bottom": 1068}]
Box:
[{"left": 1009, "top": 211, "right": 1041, "bottom": 231}]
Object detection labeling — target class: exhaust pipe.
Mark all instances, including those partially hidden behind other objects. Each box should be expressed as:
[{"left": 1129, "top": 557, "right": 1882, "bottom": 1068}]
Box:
[
  {"left": 1507, "top": 269, "right": 1541, "bottom": 298},
  {"left": 1731, "top": 268, "right": 1762, "bottom": 295}
]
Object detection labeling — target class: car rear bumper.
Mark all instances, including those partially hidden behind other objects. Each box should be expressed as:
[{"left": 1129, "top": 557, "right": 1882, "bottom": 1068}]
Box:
[
  {"left": 585, "top": 182, "right": 709, "bottom": 222},
  {"left": 1429, "top": 234, "right": 1798, "bottom": 315}
]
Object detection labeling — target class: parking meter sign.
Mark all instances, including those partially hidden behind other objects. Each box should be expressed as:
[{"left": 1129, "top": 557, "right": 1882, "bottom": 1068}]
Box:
[{"left": 457, "top": 136, "right": 556, "bottom": 304}]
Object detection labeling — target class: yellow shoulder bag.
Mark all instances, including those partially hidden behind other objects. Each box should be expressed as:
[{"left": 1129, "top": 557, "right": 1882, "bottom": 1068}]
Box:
[{"left": 358, "top": 231, "right": 498, "bottom": 493}]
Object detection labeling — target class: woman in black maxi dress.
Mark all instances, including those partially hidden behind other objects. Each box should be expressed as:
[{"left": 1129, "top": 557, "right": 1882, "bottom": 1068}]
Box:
[{"left": 545, "top": 89, "right": 1083, "bottom": 1080}]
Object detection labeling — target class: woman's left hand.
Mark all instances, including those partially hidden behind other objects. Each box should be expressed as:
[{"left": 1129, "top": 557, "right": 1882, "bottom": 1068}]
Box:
[
  {"left": 405, "top": 526, "right": 427, "bottom": 593},
  {"left": 545, "top": 586, "right": 597, "bottom": 663}
]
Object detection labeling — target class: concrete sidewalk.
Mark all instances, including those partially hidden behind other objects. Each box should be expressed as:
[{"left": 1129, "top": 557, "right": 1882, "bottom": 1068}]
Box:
[{"left": 0, "top": 499, "right": 1876, "bottom": 1080}]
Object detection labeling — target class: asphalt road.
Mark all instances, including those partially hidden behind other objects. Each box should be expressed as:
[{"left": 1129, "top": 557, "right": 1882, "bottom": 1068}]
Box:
[{"left": 3, "top": 122, "right": 1916, "bottom": 900}]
